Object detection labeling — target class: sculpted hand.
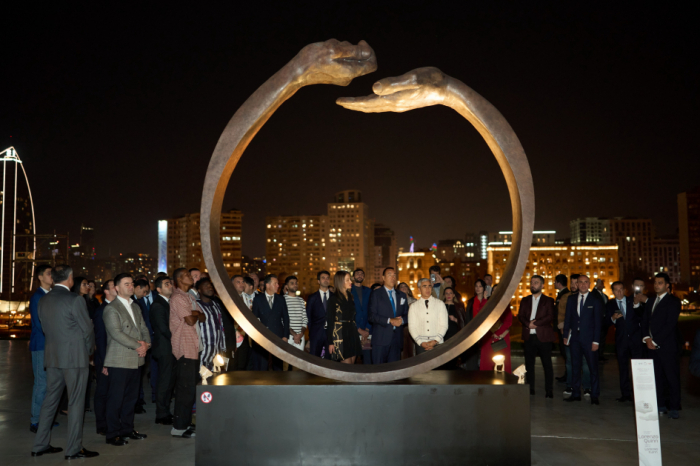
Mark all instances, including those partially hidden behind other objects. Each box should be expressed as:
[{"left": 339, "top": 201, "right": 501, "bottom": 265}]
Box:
[
  {"left": 294, "top": 39, "right": 377, "bottom": 87},
  {"left": 337, "top": 67, "right": 449, "bottom": 113}
]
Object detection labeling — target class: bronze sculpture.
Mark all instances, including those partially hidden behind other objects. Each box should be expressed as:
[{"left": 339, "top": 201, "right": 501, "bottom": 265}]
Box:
[{"left": 200, "top": 40, "right": 534, "bottom": 382}]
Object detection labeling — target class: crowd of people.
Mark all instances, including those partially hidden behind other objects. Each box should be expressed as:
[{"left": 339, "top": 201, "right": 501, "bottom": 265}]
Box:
[{"left": 25, "top": 260, "right": 689, "bottom": 459}]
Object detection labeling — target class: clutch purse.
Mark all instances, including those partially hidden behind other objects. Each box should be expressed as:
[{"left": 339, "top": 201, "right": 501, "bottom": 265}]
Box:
[{"left": 491, "top": 339, "right": 507, "bottom": 353}]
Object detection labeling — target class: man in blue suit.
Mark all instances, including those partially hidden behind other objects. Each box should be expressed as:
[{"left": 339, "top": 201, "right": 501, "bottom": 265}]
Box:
[
  {"left": 640, "top": 272, "right": 682, "bottom": 419},
  {"left": 605, "top": 281, "right": 642, "bottom": 402},
  {"left": 563, "top": 275, "right": 602, "bottom": 405},
  {"left": 351, "top": 268, "right": 372, "bottom": 364},
  {"left": 306, "top": 271, "right": 331, "bottom": 359},
  {"left": 92, "top": 279, "right": 117, "bottom": 435},
  {"left": 368, "top": 267, "right": 408, "bottom": 364},
  {"left": 251, "top": 274, "right": 290, "bottom": 371},
  {"left": 29, "top": 265, "right": 53, "bottom": 433}
]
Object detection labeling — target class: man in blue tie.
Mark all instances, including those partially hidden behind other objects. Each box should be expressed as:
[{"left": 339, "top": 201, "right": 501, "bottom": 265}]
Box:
[
  {"left": 605, "top": 281, "right": 642, "bottom": 402},
  {"left": 563, "top": 275, "right": 603, "bottom": 405},
  {"left": 368, "top": 267, "right": 409, "bottom": 364}
]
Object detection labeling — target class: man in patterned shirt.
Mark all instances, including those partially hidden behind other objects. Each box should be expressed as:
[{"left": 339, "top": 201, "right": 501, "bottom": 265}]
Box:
[
  {"left": 283, "top": 276, "right": 308, "bottom": 368},
  {"left": 169, "top": 268, "right": 203, "bottom": 438},
  {"left": 195, "top": 278, "right": 226, "bottom": 371}
]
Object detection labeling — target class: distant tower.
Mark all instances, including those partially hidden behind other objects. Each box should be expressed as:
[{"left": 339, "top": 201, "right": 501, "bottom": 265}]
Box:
[{"left": 0, "top": 147, "right": 36, "bottom": 301}]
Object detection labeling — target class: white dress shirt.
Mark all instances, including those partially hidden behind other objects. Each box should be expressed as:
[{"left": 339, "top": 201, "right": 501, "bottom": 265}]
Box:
[
  {"left": 572, "top": 292, "right": 598, "bottom": 345},
  {"left": 54, "top": 284, "right": 70, "bottom": 291},
  {"left": 642, "top": 292, "right": 667, "bottom": 346},
  {"left": 529, "top": 294, "right": 541, "bottom": 334},
  {"left": 384, "top": 286, "right": 402, "bottom": 327},
  {"left": 117, "top": 295, "right": 136, "bottom": 324},
  {"left": 408, "top": 296, "right": 449, "bottom": 346}
]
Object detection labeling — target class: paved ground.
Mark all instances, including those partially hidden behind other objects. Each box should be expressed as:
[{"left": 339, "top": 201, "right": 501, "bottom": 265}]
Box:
[{"left": 2, "top": 340, "right": 699, "bottom": 465}]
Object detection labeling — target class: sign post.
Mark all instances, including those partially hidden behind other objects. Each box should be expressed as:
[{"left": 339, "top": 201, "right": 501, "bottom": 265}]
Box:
[{"left": 631, "top": 359, "right": 662, "bottom": 465}]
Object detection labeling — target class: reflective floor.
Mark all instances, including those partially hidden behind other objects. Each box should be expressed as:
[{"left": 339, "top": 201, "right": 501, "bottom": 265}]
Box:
[{"left": 2, "top": 340, "right": 699, "bottom": 465}]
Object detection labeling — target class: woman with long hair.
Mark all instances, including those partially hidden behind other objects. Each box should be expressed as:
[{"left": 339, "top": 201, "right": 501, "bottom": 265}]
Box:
[
  {"left": 471, "top": 279, "right": 512, "bottom": 372},
  {"left": 443, "top": 287, "right": 465, "bottom": 341},
  {"left": 71, "top": 276, "right": 88, "bottom": 296},
  {"left": 326, "top": 271, "right": 362, "bottom": 364},
  {"left": 398, "top": 282, "right": 417, "bottom": 359}
]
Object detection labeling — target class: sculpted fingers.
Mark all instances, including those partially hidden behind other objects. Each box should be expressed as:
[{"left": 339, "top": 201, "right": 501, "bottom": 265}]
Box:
[{"left": 336, "top": 91, "right": 415, "bottom": 113}]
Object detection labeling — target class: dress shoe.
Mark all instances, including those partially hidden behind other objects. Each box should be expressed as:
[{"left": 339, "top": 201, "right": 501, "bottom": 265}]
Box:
[
  {"left": 106, "top": 437, "right": 128, "bottom": 446},
  {"left": 591, "top": 397, "right": 600, "bottom": 405},
  {"left": 659, "top": 406, "right": 668, "bottom": 415},
  {"left": 545, "top": 391, "right": 553, "bottom": 399},
  {"left": 530, "top": 388, "right": 535, "bottom": 396},
  {"left": 563, "top": 387, "right": 573, "bottom": 397},
  {"left": 171, "top": 427, "right": 195, "bottom": 438},
  {"left": 65, "top": 448, "right": 99, "bottom": 459},
  {"left": 135, "top": 405, "right": 146, "bottom": 414},
  {"left": 669, "top": 410, "right": 679, "bottom": 419},
  {"left": 126, "top": 430, "right": 147, "bottom": 440},
  {"left": 31, "top": 445, "right": 63, "bottom": 456},
  {"left": 616, "top": 396, "right": 630, "bottom": 403},
  {"left": 155, "top": 416, "right": 173, "bottom": 425},
  {"left": 555, "top": 374, "right": 567, "bottom": 383},
  {"left": 96, "top": 430, "right": 106, "bottom": 436},
  {"left": 583, "top": 389, "right": 591, "bottom": 398},
  {"left": 564, "top": 396, "right": 582, "bottom": 402}
]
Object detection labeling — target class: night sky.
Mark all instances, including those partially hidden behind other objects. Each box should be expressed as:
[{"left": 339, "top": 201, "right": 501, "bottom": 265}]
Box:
[{"left": 4, "top": 3, "right": 698, "bottom": 259}]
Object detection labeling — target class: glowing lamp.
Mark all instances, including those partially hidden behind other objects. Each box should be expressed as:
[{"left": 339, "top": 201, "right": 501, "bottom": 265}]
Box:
[{"left": 492, "top": 354, "right": 505, "bottom": 372}]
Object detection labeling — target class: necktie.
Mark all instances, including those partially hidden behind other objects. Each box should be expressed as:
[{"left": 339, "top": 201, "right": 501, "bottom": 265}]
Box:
[
  {"left": 652, "top": 296, "right": 660, "bottom": 314},
  {"left": 618, "top": 300, "right": 625, "bottom": 319},
  {"left": 425, "top": 300, "right": 429, "bottom": 309},
  {"left": 388, "top": 291, "right": 396, "bottom": 317},
  {"left": 268, "top": 296, "right": 273, "bottom": 309},
  {"left": 579, "top": 295, "right": 584, "bottom": 315},
  {"left": 322, "top": 292, "right": 327, "bottom": 311},
  {"left": 145, "top": 296, "right": 151, "bottom": 310}
]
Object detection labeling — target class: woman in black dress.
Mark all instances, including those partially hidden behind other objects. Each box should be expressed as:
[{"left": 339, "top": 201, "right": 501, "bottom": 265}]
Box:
[{"left": 327, "top": 271, "right": 362, "bottom": 364}]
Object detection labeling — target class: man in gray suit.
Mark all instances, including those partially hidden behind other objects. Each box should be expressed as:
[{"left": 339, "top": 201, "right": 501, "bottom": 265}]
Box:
[
  {"left": 31, "top": 264, "right": 99, "bottom": 459},
  {"left": 103, "top": 273, "right": 151, "bottom": 446}
]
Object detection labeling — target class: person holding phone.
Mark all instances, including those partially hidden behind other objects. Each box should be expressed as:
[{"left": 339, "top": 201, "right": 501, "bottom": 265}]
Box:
[
  {"left": 605, "top": 281, "right": 642, "bottom": 402},
  {"left": 428, "top": 265, "right": 445, "bottom": 299}
]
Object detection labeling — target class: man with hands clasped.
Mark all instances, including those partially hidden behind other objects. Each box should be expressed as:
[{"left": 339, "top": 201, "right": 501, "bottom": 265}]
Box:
[
  {"left": 409, "top": 278, "right": 449, "bottom": 353},
  {"left": 605, "top": 281, "right": 642, "bottom": 402}
]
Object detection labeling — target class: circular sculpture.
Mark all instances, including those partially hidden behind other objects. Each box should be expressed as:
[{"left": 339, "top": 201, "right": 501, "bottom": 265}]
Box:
[{"left": 200, "top": 40, "right": 534, "bottom": 382}]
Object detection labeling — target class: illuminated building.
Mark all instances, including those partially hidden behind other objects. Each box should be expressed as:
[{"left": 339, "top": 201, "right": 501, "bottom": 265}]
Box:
[
  {"left": 120, "top": 253, "right": 157, "bottom": 279},
  {"left": 571, "top": 217, "right": 654, "bottom": 280},
  {"left": 490, "top": 230, "right": 557, "bottom": 246},
  {"left": 397, "top": 250, "right": 437, "bottom": 298},
  {"left": 327, "top": 190, "right": 374, "bottom": 273},
  {"left": 372, "top": 224, "right": 397, "bottom": 284},
  {"left": 241, "top": 255, "right": 266, "bottom": 277},
  {"left": 266, "top": 215, "right": 327, "bottom": 294},
  {"left": 0, "top": 147, "right": 36, "bottom": 303},
  {"left": 651, "top": 237, "right": 681, "bottom": 284},
  {"left": 488, "top": 244, "right": 620, "bottom": 313},
  {"left": 435, "top": 239, "right": 467, "bottom": 262},
  {"left": 678, "top": 186, "right": 700, "bottom": 287},
  {"left": 165, "top": 209, "right": 242, "bottom": 277}
]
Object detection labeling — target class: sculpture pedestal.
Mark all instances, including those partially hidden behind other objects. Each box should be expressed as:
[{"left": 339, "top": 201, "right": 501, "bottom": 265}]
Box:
[{"left": 196, "top": 370, "right": 530, "bottom": 466}]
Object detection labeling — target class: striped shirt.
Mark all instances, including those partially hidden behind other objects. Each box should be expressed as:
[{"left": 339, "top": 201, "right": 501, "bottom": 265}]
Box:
[
  {"left": 197, "top": 299, "right": 226, "bottom": 370},
  {"left": 284, "top": 295, "right": 308, "bottom": 334}
]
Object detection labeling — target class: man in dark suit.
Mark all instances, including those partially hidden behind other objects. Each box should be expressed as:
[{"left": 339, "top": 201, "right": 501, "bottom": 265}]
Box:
[
  {"left": 351, "top": 268, "right": 372, "bottom": 364},
  {"left": 149, "top": 275, "right": 176, "bottom": 425},
  {"left": 306, "top": 271, "right": 331, "bottom": 358},
  {"left": 563, "top": 275, "right": 603, "bottom": 405},
  {"left": 133, "top": 278, "right": 152, "bottom": 413},
  {"left": 93, "top": 280, "right": 117, "bottom": 435},
  {"left": 251, "top": 274, "right": 290, "bottom": 371},
  {"left": 640, "top": 272, "right": 682, "bottom": 419},
  {"left": 31, "top": 264, "right": 99, "bottom": 460},
  {"left": 518, "top": 275, "right": 556, "bottom": 398},
  {"left": 605, "top": 281, "right": 642, "bottom": 402},
  {"left": 369, "top": 267, "right": 409, "bottom": 364}
]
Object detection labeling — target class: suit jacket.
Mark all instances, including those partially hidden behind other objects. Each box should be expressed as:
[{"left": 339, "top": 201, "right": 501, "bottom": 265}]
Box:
[
  {"left": 554, "top": 288, "right": 571, "bottom": 329},
  {"left": 641, "top": 293, "right": 681, "bottom": 350},
  {"left": 149, "top": 294, "right": 172, "bottom": 358},
  {"left": 103, "top": 298, "right": 151, "bottom": 369},
  {"left": 38, "top": 286, "right": 95, "bottom": 369},
  {"left": 252, "top": 292, "right": 290, "bottom": 339},
  {"left": 29, "top": 287, "right": 48, "bottom": 351},
  {"left": 431, "top": 282, "right": 446, "bottom": 300},
  {"left": 351, "top": 285, "right": 372, "bottom": 331},
  {"left": 518, "top": 294, "right": 556, "bottom": 342},
  {"left": 306, "top": 290, "right": 329, "bottom": 338},
  {"left": 368, "top": 287, "right": 409, "bottom": 347},
  {"left": 605, "top": 296, "right": 641, "bottom": 348},
  {"left": 563, "top": 292, "right": 603, "bottom": 345},
  {"left": 690, "top": 329, "right": 700, "bottom": 378},
  {"left": 135, "top": 295, "right": 154, "bottom": 336},
  {"left": 93, "top": 300, "right": 110, "bottom": 371}
]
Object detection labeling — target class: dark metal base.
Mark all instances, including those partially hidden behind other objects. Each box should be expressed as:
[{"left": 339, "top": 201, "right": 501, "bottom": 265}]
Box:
[{"left": 196, "top": 370, "right": 530, "bottom": 466}]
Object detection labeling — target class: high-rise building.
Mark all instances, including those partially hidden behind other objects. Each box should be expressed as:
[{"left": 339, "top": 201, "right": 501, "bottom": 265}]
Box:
[
  {"left": 372, "top": 224, "right": 397, "bottom": 284},
  {"left": 473, "top": 230, "right": 489, "bottom": 261},
  {"left": 327, "top": 190, "right": 374, "bottom": 273},
  {"left": 266, "top": 215, "right": 327, "bottom": 294},
  {"left": 490, "top": 230, "right": 557, "bottom": 246},
  {"left": 678, "top": 186, "right": 700, "bottom": 287},
  {"left": 397, "top": 249, "right": 437, "bottom": 298},
  {"left": 488, "top": 244, "right": 620, "bottom": 313},
  {"left": 241, "top": 255, "right": 266, "bottom": 277},
  {"left": 80, "top": 224, "right": 96, "bottom": 259},
  {"left": 651, "top": 237, "right": 681, "bottom": 285},
  {"left": 0, "top": 147, "right": 36, "bottom": 302},
  {"left": 435, "top": 239, "right": 467, "bottom": 262},
  {"left": 164, "top": 209, "right": 242, "bottom": 277},
  {"left": 570, "top": 217, "right": 654, "bottom": 280}
]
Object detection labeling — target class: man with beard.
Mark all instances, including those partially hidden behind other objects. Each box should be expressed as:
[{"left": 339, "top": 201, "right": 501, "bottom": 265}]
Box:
[
  {"left": 307, "top": 271, "right": 332, "bottom": 358},
  {"left": 351, "top": 268, "right": 372, "bottom": 364}
]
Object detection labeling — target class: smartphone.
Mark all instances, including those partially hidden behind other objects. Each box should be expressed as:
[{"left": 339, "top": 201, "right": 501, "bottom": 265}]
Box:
[
  {"left": 430, "top": 273, "right": 436, "bottom": 283},
  {"left": 634, "top": 286, "right": 641, "bottom": 295}
]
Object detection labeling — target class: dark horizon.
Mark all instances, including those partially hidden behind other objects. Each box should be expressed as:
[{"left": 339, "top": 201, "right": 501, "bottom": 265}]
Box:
[{"left": 4, "top": 3, "right": 698, "bottom": 258}]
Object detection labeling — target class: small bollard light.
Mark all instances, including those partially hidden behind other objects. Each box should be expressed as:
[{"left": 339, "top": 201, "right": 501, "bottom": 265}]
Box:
[{"left": 492, "top": 354, "right": 505, "bottom": 373}]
